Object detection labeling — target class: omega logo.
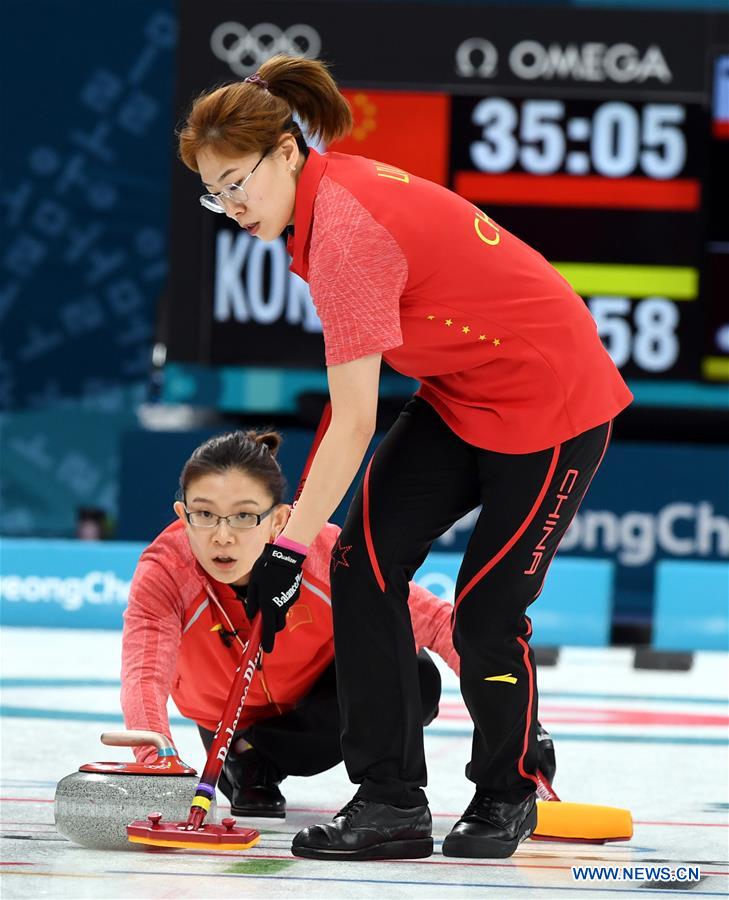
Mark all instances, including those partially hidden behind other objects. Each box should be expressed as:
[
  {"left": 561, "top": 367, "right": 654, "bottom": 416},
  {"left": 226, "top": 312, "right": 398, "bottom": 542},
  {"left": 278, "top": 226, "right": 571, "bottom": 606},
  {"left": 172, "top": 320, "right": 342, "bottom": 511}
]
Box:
[
  {"left": 455, "top": 38, "right": 499, "bottom": 78},
  {"left": 455, "top": 38, "right": 672, "bottom": 84}
]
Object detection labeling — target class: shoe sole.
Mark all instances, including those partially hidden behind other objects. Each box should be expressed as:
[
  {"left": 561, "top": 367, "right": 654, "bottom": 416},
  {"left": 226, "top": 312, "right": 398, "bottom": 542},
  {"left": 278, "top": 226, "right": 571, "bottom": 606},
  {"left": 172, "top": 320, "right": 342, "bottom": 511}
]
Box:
[
  {"left": 231, "top": 807, "right": 286, "bottom": 819},
  {"left": 292, "top": 837, "right": 433, "bottom": 861},
  {"left": 441, "top": 805, "right": 538, "bottom": 859}
]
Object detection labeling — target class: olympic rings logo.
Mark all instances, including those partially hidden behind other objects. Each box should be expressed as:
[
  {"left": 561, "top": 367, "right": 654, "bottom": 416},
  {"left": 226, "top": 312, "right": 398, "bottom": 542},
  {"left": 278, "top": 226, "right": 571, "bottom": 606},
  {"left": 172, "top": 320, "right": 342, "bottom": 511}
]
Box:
[{"left": 210, "top": 22, "right": 322, "bottom": 77}]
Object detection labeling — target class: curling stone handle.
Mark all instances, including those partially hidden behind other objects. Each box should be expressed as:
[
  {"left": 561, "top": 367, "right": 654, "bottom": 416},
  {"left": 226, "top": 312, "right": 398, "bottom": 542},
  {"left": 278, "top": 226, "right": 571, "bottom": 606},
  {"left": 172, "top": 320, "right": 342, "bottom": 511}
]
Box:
[{"left": 101, "top": 730, "right": 175, "bottom": 751}]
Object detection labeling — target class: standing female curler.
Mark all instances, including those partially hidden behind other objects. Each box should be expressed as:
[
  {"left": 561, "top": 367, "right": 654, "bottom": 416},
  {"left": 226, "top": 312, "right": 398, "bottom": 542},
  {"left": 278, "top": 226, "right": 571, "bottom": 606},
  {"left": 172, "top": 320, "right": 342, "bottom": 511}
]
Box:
[{"left": 177, "top": 55, "right": 631, "bottom": 860}]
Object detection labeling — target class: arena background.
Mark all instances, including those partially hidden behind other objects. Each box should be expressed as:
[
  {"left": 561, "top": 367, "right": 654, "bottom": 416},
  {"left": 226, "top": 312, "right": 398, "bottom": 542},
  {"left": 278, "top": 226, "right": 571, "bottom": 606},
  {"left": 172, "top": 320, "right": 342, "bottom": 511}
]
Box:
[{"left": 1, "top": 0, "right": 727, "bottom": 652}]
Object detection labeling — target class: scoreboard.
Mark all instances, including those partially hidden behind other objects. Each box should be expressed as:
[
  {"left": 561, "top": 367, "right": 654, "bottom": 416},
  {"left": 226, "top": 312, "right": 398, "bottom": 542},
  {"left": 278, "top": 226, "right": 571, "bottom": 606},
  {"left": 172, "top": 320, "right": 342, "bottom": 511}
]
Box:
[
  {"left": 164, "top": 1, "right": 729, "bottom": 390},
  {"left": 333, "top": 90, "right": 705, "bottom": 382}
]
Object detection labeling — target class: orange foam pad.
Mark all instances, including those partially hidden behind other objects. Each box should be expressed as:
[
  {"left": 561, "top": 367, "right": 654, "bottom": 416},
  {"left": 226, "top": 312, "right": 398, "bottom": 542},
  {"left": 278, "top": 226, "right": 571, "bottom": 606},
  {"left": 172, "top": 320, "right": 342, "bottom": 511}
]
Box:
[
  {"left": 534, "top": 801, "right": 633, "bottom": 843},
  {"left": 127, "top": 821, "right": 260, "bottom": 851}
]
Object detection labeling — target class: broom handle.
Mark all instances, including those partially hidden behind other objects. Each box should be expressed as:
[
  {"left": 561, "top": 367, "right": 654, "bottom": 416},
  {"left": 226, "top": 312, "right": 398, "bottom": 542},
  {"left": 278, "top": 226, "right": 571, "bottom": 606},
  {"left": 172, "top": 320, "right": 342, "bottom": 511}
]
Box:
[
  {"left": 291, "top": 401, "right": 332, "bottom": 506},
  {"left": 185, "top": 402, "right": 332, "bottom": 830},
  {"left": 185, "top": 619, "right": 264, "bottom": 829}
]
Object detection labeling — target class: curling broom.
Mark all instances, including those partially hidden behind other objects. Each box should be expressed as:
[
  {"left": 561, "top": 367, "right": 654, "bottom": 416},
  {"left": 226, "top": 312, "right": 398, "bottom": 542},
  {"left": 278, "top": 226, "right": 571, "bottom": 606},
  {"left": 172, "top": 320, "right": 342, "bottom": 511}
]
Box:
[{"left": 533, "top": 769, "right": 633, "bottom": 843}]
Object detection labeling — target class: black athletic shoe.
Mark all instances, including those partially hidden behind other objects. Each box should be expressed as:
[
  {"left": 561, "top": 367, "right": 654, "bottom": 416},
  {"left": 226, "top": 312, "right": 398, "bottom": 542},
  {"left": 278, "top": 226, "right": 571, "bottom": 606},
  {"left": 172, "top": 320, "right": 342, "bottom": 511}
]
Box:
[
  {"left": 220, "top": 747, "right": 286, "bottom": 819},
  {"left": 291, "top": 797, "right": 433, "bottom": 860},
  {"left": 536, "top": 721, "right": 557, "bottom": 784},
  {"left": 441, "top": 791, "right": 537, "bottom": 858}
]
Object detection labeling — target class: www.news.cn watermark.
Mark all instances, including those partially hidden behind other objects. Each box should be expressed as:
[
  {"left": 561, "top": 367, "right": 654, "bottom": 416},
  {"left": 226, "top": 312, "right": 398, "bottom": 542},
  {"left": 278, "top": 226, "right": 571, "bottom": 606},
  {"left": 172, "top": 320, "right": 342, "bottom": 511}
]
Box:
[{"left": 572, "top": 865, "right": 701, "bottom": 883}]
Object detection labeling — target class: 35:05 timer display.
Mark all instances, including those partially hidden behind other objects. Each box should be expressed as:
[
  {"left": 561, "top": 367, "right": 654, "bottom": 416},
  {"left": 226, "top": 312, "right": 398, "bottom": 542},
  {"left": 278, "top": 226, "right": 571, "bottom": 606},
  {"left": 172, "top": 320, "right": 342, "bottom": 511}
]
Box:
[{"left": 466, "top": 98, "right": 692, "bottom": 179}]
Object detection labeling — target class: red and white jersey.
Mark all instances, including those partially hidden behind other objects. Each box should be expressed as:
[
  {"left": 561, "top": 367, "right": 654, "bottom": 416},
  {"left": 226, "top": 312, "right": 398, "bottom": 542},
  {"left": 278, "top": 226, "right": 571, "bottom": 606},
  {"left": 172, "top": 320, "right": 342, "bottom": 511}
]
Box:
[
  {"left": 121, "top": 519, "right": 459, "bottom": 763},
  {"left": 288, "top": 149, "right": 632, "bottom": 453}
]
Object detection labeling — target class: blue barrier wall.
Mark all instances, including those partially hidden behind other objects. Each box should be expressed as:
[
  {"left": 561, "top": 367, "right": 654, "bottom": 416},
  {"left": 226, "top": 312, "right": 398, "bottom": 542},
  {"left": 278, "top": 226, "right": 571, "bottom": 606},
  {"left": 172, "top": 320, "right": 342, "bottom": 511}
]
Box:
[
  {"left": 3, "top": 533, "right": 726, "bottom": 648},
  {"left": 653, "top": 561, "right": 729, "bottom": 651},
  {"left": 0, "top": 539, "right": 145, "bottom": 629},
  {"left": 118, "top": 433, "right": 729, "bottom": 627},
  {"left": 414, "top": 554, "right": 614, "bottom": 647},
  {"left": 0, "top": 537, "right": 611, "bottom": 648},
  {"left": 435, "top": 442, "right": 729, "bottom": 626}
]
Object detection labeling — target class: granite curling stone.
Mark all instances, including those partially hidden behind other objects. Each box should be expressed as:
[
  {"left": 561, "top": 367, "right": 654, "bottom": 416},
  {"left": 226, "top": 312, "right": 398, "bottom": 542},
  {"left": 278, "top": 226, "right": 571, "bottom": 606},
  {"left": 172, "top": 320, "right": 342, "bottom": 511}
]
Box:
[{"left": 54, "top": 731, "right": 215, "bottom": 850}]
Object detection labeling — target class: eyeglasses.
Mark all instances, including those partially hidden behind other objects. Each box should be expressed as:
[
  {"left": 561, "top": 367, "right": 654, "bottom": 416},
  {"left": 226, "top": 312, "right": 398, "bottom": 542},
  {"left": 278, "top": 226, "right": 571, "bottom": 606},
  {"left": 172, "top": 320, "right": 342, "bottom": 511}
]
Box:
[
  {"left": 199, "top": 153, "right": 268, "bottom": 213},
  {"left": 183, "top": 505, "right": 276, "bottom": 529}
]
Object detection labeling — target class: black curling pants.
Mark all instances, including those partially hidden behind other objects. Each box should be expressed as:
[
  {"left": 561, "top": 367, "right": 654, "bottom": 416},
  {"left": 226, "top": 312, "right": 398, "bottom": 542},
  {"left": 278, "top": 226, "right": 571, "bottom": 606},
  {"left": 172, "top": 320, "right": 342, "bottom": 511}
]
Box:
[
  {"left": 331, "top": 396, "right": 612, "bottom": 808},
  {"left": 198, "top": 649, "right": 441, "bottom": 779}
]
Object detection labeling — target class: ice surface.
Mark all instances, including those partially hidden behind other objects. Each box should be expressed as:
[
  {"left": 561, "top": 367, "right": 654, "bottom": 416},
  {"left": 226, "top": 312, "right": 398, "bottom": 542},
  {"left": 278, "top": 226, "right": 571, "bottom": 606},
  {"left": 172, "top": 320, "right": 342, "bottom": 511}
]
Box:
[{"left": 1, "top": 627, "right": 727, "bottom": 898}]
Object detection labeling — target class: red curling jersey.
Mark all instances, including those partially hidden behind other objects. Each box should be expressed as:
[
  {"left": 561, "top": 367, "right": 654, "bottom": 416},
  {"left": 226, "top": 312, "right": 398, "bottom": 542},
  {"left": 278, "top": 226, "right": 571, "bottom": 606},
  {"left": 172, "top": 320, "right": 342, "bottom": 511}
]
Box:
[{"left": 288, "top": 149, "right": 632, "bottom": 454}]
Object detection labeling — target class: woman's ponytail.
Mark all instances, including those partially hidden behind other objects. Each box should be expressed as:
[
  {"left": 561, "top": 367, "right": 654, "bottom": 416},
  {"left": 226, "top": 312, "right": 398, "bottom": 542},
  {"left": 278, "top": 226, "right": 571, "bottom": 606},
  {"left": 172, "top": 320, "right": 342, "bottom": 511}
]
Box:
[
  {"left": 178, "top": 54, "right": 352, "bottom": 171},
  {"left": 258, "top": 54, "right": 353, "bottom": 145}
]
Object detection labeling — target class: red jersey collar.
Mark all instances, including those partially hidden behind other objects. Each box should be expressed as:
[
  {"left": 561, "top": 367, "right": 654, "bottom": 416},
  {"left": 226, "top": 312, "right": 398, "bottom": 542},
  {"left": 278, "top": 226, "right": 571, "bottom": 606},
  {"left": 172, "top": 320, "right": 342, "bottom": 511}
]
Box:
[{"left": 287, "top": 148, "right": 328, "bottom": 277}]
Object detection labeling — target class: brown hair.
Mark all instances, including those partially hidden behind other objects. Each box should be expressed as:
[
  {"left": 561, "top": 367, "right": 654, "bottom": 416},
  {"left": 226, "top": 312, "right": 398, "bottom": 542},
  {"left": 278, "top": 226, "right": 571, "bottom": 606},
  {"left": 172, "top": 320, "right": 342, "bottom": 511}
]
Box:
[
  {"left": 178, "top": 54, "right": 353, "bottom": 171},
  {"left": 179, "top": 430, "right": 286, "bottom": 504}
]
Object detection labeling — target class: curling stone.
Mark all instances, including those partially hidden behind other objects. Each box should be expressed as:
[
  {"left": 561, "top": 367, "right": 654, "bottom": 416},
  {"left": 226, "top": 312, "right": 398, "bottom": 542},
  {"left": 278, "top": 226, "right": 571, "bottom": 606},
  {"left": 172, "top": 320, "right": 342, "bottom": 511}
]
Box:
[{"left": 55, "top": 731, "right": 216, "bottom": 850}]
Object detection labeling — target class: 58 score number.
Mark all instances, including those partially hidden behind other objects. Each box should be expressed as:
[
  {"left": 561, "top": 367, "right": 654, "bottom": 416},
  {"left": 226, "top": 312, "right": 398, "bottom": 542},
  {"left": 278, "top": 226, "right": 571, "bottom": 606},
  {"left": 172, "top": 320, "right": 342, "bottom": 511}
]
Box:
[
  {"left": 470, "top": 99, "right": 687, "bottom": 178},
  {"left": 589, "top": 297, "right": 679, "bottom": 373}
]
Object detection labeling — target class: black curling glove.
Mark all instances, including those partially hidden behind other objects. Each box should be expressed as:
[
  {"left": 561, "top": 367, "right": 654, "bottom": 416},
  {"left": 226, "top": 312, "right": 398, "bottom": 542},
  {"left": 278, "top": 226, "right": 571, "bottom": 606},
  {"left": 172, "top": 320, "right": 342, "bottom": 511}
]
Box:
[{"left": 244, "top": 542, "right": 306, "bottom": 653}]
